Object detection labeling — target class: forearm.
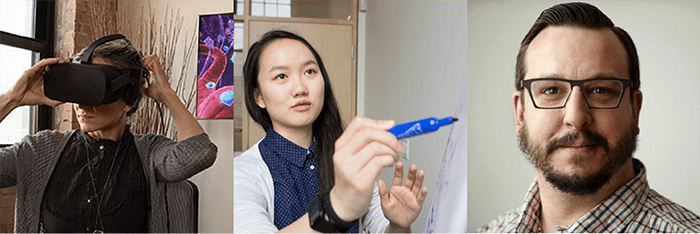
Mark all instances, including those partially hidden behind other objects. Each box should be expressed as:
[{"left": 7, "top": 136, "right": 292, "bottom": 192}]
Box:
[
  {"left": 160, "top": 90, "right": 205, "bottom": 141},
  {"left": 385, "top": 222, "right": 411, "bottom": 233},
  {"left": 0, "top": 93, "right": 19, "bottom": 123},
  {"left": 278, "top": 213, "right": 319, "bottom": 233}
]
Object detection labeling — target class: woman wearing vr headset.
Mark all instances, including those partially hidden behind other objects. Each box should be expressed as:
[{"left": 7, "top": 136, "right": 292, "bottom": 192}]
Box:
[
  {"left": 234, "top": 30, "right": 428, "bottom": 233},
  {"left": 0, "top": 35, "right": 216, "bottom": 233}
]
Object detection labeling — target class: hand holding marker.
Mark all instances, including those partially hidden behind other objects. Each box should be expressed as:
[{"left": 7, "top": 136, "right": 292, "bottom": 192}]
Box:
[{"left": 388, "top": 116, "right": 458, "bottom": 139}]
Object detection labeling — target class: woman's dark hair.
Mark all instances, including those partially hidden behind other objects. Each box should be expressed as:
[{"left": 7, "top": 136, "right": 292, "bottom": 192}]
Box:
[
  {"left": 243, "top": 30, "right": 344, "bottom": 193},
  {"left": 74, "top": 38, "right": 144, "bottom": 116},
  {"left": 515, "top": 2, "right": 640, "bottom": 93}
]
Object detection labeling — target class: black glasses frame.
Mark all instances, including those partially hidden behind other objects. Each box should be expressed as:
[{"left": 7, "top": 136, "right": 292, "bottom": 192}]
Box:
[{"left": 520, "top": 78, "right": 634, "bottom": 109}]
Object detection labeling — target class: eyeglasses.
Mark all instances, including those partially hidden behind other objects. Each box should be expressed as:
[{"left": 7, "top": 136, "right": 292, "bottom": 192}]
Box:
[{"left": 520, "top": 78, "right": 634, "bottom": 109}]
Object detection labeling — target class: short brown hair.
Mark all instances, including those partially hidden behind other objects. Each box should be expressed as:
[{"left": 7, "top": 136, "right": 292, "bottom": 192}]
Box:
[
  {"left": 515, "top": 2, "right": 639, "bottom": 91},
  {"left": 74, "top": 38, "right": 144, "bottom": 116}
]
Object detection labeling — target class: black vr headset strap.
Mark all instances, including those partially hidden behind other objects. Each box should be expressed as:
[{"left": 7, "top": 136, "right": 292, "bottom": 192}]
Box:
[
  {"left": 78, "top": 34, "right": 126, "bottom": 64},
  {"left": 111, "top": 72, "right": 132, "bottom": 93}
]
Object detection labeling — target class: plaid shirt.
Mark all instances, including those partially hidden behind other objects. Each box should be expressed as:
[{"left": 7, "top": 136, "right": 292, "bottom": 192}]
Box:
[{"left": 479, "top": 159, "right": 700, "bottom": 233}]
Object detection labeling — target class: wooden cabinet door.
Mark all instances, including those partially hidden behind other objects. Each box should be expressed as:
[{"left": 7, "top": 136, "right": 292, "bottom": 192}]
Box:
[{"left": 244, "top": 21, "right": 355, "bottom": 148}]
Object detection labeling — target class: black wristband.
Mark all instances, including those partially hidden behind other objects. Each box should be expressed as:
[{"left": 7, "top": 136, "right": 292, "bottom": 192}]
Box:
[
  {"left": 308, "top": 192, "right": 339, "bottom": 233},
  {"left": 322, "top": 189, "right": 359, "bottom": 232}
]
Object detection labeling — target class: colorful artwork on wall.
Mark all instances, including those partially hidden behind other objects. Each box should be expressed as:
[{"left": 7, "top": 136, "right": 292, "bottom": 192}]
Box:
[{"left": 197, "top": 12, "right": 234, "bottom": 119}]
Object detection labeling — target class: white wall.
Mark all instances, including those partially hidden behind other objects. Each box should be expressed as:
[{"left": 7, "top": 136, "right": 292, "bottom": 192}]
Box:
[
  {"left": 363, "top": 0, "right": 467, "bottom": 231},
  {"left": 117, "top": 0, "right": 233, "bottom": 232},
  {"left": 467, "top": 0, "right": 700, "bottom": 232}
]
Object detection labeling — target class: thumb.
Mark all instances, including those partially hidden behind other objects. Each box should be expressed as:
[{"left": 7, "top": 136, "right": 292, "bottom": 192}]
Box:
[
  {"left": 376, "top": 119, "right": 395, "bottom": 130},
  {"left": 43, "top": 98, "right": 64, "bottom": 107}
]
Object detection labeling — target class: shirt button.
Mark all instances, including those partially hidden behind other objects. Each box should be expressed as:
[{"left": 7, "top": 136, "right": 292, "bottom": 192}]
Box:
[
  {"left": 87, "top": 199, "right": 91, "bottom": 203},
  {"left": 310, "top": 165, "right": 315, "bottom": 170}
]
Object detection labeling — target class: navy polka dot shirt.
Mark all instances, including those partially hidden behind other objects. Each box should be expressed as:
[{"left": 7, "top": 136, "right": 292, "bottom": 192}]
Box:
[{"left": 259, "top": 129, "right": 358, "bottom": 232}]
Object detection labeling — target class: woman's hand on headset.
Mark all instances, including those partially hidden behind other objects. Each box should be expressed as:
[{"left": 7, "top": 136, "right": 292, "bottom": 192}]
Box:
[
  {"left": 142, "top": 53, "right": 205, "bottom": 141},
  {"left": 142, "top": 54, "right": 175, "bottom": 103},
  {"left": 8, "top": 58, "right": 67, "bottom": 108}
]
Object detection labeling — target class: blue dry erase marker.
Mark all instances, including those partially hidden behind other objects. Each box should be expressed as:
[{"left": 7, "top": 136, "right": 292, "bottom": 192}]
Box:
[{"left": 388, "top": 116, "right": 458, "bottom": 140}]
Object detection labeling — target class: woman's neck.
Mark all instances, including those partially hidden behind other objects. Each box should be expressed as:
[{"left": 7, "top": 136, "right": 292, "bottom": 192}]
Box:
[
  {"left": 273, "top": 125, "right": 314, "bottom": 148},
  {"left": 86, "top": 115, "right": 127, "bottom": 141}
]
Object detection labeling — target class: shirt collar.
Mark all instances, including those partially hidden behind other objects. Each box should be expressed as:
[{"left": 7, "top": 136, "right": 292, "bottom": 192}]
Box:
[
  {"left": 80, "top": 125, "right": 134, "bottom": 145},
  {"left": 262, "top": 129, "right": 316, "bottom": 168},
  {"left": 516, "top": 158, "right": 649, "bottom": 233}
]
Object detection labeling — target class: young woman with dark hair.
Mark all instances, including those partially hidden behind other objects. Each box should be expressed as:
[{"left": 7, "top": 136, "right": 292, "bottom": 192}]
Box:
[{"left": 234, "top": 30, "right": 428, "bottom": 233}]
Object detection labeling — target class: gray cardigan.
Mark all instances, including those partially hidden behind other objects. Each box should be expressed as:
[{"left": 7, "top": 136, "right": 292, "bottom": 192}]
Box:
[{"left": 0, "top": 129, "right": 217, "bottom": 233}]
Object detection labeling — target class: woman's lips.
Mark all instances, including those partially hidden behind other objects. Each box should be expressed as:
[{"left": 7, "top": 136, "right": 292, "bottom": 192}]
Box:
[{"left": 292, "top": 102, "right": 311, "bottom": 111}]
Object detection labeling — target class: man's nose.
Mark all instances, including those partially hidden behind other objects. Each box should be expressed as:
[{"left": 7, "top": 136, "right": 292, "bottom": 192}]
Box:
[{"left": 563, "top": 87, "right": 592, "bottom": 130}]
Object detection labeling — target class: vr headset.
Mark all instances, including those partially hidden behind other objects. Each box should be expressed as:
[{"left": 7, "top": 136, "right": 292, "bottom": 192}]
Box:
[{"left": 44, "top": 34, "right": 147, "bottom": 106}]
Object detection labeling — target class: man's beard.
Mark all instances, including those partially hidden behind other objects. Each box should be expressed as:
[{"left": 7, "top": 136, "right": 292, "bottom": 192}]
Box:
[{"left": 518, "top": 125, "right": 638, "bottom": 196}]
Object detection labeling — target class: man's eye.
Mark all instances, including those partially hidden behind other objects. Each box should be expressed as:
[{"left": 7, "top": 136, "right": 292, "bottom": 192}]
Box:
[
  {"left": 591, "top": 87, "right": 609, "bottom": 94},
  {"left": 542, "top": 87, "right": 560, "bottom": 95}
]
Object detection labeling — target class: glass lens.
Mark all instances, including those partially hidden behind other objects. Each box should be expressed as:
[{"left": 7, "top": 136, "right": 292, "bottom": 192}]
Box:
[
  {"left": 583, "top": 80, "right": 623, "bottom": 108},
  {"left": 530, "top": 80, "right": 571, "bottom": 108}
]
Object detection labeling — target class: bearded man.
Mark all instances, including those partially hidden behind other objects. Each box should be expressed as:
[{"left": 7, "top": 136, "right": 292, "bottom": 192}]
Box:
[{"left": 479, "top": 2, "right": 700, "bottom": 233}]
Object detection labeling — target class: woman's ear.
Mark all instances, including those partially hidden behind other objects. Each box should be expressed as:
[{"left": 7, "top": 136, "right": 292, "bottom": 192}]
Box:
[
  {"left": 254, "top": 88, "right": 266, "bottom": 108},
  {"left": 122, "top": 103, "right": 134, "bottom": 113}
]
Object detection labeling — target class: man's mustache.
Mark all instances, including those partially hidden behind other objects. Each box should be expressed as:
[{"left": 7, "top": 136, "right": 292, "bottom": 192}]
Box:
[{"left": 545, "top": 130, "right": 610, "bottom": 155}]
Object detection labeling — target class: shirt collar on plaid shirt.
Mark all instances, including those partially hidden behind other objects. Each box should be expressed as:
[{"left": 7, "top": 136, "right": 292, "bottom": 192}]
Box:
[{"left": 515, "top": 159, "right": 648, "bottom": 233}]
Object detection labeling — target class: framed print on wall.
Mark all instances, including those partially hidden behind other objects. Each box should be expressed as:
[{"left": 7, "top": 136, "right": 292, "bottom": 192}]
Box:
[{"left": 197, "top": 12, "right": 234, "bottom": 119}]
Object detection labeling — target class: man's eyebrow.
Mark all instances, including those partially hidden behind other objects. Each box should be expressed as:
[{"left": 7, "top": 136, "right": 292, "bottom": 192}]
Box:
[
  {"left": 537, "top": 73, "right": 561, "bottom": 79},
  {"left": 588, "top": 72, "right": 626, "bottom": 79},
  {"left": 534, "top": 72, "right": 626, "bottom": 79}
]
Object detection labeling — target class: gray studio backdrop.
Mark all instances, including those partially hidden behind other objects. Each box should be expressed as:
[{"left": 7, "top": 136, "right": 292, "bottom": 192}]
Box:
[{"left": 467, "top": 0, "right": 700, "bottom": 232}]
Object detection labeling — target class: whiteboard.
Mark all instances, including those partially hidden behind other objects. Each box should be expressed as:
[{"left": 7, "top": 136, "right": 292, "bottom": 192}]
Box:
[{"left": 423, "top": 75, "right": 468, "bottom": 232}]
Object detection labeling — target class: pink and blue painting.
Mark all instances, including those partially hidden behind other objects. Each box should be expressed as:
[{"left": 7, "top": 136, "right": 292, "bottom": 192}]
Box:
[{"left": 197, "top": 13, "right": 234, "bottom": 119}]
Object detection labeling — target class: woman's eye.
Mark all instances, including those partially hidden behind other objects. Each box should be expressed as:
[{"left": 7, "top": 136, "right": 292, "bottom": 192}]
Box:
[
  {"left": 304, "top": 69, "right": 316, "bottom": 75},
  {"left": 275, "top": 74, "right": 286, "bottom": 80}
]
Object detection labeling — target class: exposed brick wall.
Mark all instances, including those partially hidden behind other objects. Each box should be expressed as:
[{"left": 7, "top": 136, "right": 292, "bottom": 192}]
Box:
[
  {"left": 52, "top": 0, "right": 118, "bottom": 132},
  {"left": 53, "top": 0, "right": 78, "bottom": 132}
]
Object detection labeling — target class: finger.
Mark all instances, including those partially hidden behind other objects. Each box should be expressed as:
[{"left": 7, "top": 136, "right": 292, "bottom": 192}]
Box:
[
  {"left": 403, "top": 164, "right": 418, "bottom": 189},
  {"left": 26, "top": 58, "right": 64, "bottom": 77},
  {"left": 338, "top": 126, "right": 403, "bottom": 159},
  {"left": 42, "top": 98, "right": 64, "bottom": 107},
  {"left": 354, "top": 141, "right": 399, "bottom": 171},
  {"left": 359, "top": 155, "right": 396, "bottom": 183},
  {"left": 412, "top": 169, "right": 425, "bottom": 195},
  {"left": 335, "top": 116, "right": 395, "bottom": 149},
  {"left": 417, "top": 187, "right": 428, "bottom": 206},
  {"left": 333, "top": 126, "right": 402, "bottom": 170},
  {"left": 378, "top": 179, "right": 389, "bottom": 201},
  {"left": 392, "top": 161, "right": 403, "bottom": 187},
  {"left": 143, "top": 54, "right": 155, "bottom": 61},
  {"left": 145, "top": 55, "right": 166, "bottom": 75},
  {"left": 37, "top": 81, "right": 63, "bottom": 106}
]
